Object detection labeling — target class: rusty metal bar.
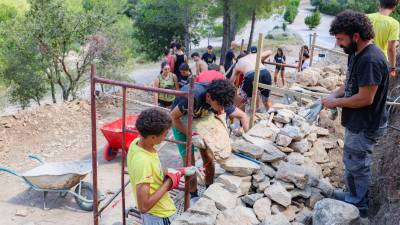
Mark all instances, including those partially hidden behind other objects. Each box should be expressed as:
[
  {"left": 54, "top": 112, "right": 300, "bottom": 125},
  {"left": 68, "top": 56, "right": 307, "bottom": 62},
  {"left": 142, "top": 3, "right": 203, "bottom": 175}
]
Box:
[
  {"left": 90, "top": 64, "right": 195, "bottom": 224},
  {"left": 298, "top": 46, "right": 305, "bottom": 72},
  {"left": 98, "top": 180, "right": 130, "bottom": 215},
  {"left": 94, "top": 77, "right": 187, "bottom": 97},
  {"left": 263, "top": 61, "right": 299, "bottom": 69},
  {"left": 121, "top": 87, "right": 127, "bottom": 225},
  {"left": 90, "top": 65, "right": 99, "bottom": 225},
  {"left": 184, "top": 76, "right": 195, "bottom": 210}
]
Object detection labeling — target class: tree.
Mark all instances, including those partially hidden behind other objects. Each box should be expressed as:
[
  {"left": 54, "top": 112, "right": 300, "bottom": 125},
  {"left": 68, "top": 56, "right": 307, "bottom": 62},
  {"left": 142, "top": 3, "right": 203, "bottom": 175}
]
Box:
[
  {"left": 128, "top": 0, "right": 207, "bottom": 61},
  {"left": 284, "top": 5, "right": 298, "bottom": 24},
  {"left": 0, "top": 16, "right": 48, "bottom": 108},
  {"left": 305, "top": 9, "right": 321, "bottom": 30}
]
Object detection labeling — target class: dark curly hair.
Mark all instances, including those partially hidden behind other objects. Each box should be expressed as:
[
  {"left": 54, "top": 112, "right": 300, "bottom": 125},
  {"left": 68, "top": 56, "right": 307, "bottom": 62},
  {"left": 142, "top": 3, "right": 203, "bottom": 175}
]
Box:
[
  {"left": 135, "top": 108, "right": 172, "bottom": 138},
  {"left": 380, "top": 0, "right": 399, "bottom": 9},
  {"left": 329, "top": 10, "right": 374, "bottom": 40},
  {"left": 206, "top": 79, "right": 235, "bottom": 107}
]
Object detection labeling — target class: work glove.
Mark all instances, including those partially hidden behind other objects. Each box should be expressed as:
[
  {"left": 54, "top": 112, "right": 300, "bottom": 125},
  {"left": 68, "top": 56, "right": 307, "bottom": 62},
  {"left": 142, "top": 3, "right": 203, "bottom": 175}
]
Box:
[
  {"left": 304, "top": 100, "right": 323, "bottom": 123},
  {"left": 165, "top": 168, "right": 183, "bottom": 190},
  {"left": 192, "top": 132, "right": 206, "bottom": 150}
]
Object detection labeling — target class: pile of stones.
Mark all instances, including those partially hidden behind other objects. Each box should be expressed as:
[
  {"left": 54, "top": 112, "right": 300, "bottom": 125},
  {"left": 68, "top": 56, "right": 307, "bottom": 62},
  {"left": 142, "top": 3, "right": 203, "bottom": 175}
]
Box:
[{"left": 171, "top": 102, "right": 361, "bottom": 225}]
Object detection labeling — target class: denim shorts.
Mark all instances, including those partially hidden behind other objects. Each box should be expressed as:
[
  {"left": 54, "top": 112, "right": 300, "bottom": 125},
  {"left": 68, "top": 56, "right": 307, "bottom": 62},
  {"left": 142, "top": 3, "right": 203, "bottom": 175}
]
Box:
[{"left": 142, "top": 213, "right": 176, "bottom": 225}]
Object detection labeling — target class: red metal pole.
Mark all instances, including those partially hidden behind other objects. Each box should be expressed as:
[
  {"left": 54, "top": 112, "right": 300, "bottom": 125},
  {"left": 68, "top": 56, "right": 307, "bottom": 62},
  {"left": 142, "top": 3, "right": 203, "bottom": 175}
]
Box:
[
  {"left": 184, "top": 77, "right": 194, "bottom": 210},
  {"left": 121, "top": 87, "right": 127, "bottom": 225},
  {"left": 90, "top": 64, "right": 99, "bottom": 225}
]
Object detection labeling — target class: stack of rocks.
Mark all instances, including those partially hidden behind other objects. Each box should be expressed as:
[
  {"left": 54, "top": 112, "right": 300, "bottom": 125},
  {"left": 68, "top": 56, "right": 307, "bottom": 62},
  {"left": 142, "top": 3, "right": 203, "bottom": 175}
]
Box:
[{"left": 172, "top": 102, "right": 360, "bottom": 225}]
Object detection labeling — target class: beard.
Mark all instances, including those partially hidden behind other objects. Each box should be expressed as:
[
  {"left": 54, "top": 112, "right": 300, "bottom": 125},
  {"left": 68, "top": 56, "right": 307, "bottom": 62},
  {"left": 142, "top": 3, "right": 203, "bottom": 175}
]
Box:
[{"left": 340, "top": 40, "right": 357, "bottom": 55}]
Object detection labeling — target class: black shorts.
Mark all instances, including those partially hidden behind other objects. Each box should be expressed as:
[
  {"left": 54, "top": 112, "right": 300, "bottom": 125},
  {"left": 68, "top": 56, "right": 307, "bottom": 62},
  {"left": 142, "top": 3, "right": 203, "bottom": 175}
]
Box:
[
  {"left": 241, "top": 69, "right": 272, "bottom": 99},
  {"left": 275, "top": 66, "right": 285, "bottom": 71},
  {"left": 158, "top": 100, "right": 173, "bottom": 108}
]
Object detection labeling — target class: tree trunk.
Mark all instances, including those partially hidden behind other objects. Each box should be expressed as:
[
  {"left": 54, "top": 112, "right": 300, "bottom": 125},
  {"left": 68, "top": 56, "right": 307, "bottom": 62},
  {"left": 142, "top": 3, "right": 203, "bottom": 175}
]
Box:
[
  {"left": 184, "top": 4, "right": 190, "bottom": 57},
  {"left": 229, "top": 12, "right": 237, "bottom": 45},
  {"left": 220, "top": 0, "right": 231, "bottom": 65},
  {"left": 369, "top": 50, "right": 400, "bottom": 225},
  {"left": 46, "top": 72, "right": 57, "bottom": 103},
  {"left": 247, "top": 9, "right": 256, "bottom": 52}
]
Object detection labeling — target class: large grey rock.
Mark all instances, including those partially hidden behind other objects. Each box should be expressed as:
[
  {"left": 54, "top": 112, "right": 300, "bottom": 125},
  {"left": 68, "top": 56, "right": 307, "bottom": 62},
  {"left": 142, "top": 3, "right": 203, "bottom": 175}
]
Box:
[
  {"left": 261, "top": 213, "right": 291, "bottom": 225},
  {"left": 275, "top": 134, "right": 293, "bottom": 147},
  {"left": 252, "top": 170, "right": 266, "bottom": 182},
  {"left": 313, "top": 199, "right": 360, "bottom": 225},
  {"left": 260, "top": 145, "right": 287, "bottom": 163},
  {"left": 203, "top": 183, "right": 237, "bottom": 211},
  {"left": 290, "top": 186, "right": 312, "bottom": 199},
  {"left": 295, "top": 207, "right": 313, "bottom": 224},
  {"left": 302, "top": 157, "right": 323, "bottom": 186},
  {"left": 220, "top": 154, "right": 260, "bottom": 176},
  {"left": 310, "top": 140, "right": 329, "bottom": 163},
  {"left": 216, "top": 206, "right": 259, "bottom": 225},
  {"left": 247, "top": 123, "right": 274, "bottom": 139},
  {"left": 215, "top": 173, "right": 250, "bottom": 195},
  {"left": 289, "top": 139, "right": 311, "bottom": 153},
  {"left": 253, "top": 197, "right": 271, "bottom": 221},
  {"left": 241, "top": 193, "right": 264, "bottom": 207},
  {"left": 274, "top": 109, "right": 295, "bottom": 124},
  {"left": 257, "top": 178, "right": 271, "bottom": 192},
  {"left": 276, "top": 162, "right": 309, "bottom": 189},
  {"left": 260, "top": 164, "right": 276, "bottom": 178},
  {"left": 287, "top": 152, "right": 305, "bottom": 165},
  {"left": 280, "top": 125, "right": 304, "bottom": 141},
  {"left": 172, "top": 211, "right": 217, "bottom": 225},
  {"left": 187, "top": 197, "right": 220, "bottom": 216},
  {"left": 316, "top": 178, "right": 334, "bottom": 197},
  {"left": 306, "top": 188, "right": 324, "bottom": 209},
  {"left": 232, "top": 139, "right": 264, "bottom": 159},
  {"left": 264, "top": 182, "right": 292, "bottom": 207}
]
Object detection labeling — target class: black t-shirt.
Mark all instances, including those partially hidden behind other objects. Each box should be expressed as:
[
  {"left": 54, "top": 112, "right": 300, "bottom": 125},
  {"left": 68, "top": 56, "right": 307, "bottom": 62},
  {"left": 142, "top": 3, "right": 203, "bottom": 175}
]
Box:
[
  {"left": 202, "top": 52, "right": 216, "bottom": 65},
  {"left": 224, "top": 49, "right": 235, "bottom": 69},
  {"left": 172, "top": 83, "right": 235, "bottom": 118},
  {"left": 274, "top": 54, "right": 286, "bottom": 64},
  {"left": 341, "top": 44, "right": 389, "bottom": 132}
]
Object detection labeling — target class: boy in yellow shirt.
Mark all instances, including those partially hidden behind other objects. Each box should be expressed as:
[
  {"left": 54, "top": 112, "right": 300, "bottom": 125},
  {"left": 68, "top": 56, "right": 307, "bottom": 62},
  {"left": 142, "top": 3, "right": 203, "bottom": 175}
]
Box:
[
  {"left": 127, "top": 108, "right": 192, "bottom": 225},
  {"left": 368, "top": 0, "right": 400, "bottom": 77}
]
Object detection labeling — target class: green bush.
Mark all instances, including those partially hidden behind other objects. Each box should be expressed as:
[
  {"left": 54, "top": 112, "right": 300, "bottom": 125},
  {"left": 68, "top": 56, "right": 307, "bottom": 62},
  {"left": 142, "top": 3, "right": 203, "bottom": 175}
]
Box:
[
  {"left": 284, "top": 5, "right": 298, "bottom": 24},
  {"left": 289, "top": 0, "right": 300, "bottom": 7},
  {"left": 305, "top": 10, "right": 321, "bottom": 30}
]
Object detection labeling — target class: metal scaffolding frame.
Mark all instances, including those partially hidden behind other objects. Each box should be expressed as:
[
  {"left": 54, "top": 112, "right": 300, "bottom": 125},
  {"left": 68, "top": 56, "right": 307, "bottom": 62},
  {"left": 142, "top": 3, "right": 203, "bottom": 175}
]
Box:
[{"left": 90, "top": 64, "right": 195, "bottom": 225}]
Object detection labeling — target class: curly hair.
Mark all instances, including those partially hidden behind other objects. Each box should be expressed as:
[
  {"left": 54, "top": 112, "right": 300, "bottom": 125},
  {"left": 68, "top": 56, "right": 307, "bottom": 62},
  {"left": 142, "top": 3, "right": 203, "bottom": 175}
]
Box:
[
  {"left": 135, "top": 108, "right": 172, "bottom": 138},
  {"left": 380, "top": 0, "right": 399, "bottom": 9},
  {"left": 206, "top": 79, "right": 235, "bottom": 107},
  {"left": 329, "top": 10, "right": 374, "bottom": 40}
]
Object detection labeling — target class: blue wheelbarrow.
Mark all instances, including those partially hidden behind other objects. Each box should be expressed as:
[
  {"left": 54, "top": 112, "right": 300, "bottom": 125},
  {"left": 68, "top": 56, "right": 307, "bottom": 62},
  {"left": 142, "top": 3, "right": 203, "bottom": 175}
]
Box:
[{"left": 0, "top": 155, "right": 104, "bottom": 211}]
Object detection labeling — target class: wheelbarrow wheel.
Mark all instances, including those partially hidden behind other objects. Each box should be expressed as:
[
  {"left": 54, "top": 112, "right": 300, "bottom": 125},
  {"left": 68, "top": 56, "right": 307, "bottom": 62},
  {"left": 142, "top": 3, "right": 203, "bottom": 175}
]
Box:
[
  {"left": 103, "top": 144, "right": 118, "bottom": 161},
  {"left": 74, "top": 181, "right": 94, "bottom": 211}
]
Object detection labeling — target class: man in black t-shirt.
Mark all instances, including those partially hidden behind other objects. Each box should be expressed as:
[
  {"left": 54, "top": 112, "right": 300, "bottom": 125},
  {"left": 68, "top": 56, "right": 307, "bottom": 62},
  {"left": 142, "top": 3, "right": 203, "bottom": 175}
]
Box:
[
  {"left": 224, "top": 42, "right": 237, "bottom": 79},
  {"left": 322, "top": 10, "right": 389, "bottom": 217},
  {"left": 202, "top": 45, "right": 217, "bottom": 65}
]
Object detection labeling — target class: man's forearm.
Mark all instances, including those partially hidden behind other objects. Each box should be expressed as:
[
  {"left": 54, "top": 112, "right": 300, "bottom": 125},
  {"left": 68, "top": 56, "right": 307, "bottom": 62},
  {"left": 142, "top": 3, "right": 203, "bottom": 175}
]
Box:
[
  {"left": 334, "top": 94, "right": 373, "bottom": 108},
  {"left": 173, "top": 118, "right": 188, "bottom": 136},
  {"left": 138, "top": 180, "right": 172, "bottom": 213},
  {"left": 330, "top": 86, "right": 345, "bottom": 98},
  {"left": 388, "top": 47, "right": 396, "bottom": 68}
]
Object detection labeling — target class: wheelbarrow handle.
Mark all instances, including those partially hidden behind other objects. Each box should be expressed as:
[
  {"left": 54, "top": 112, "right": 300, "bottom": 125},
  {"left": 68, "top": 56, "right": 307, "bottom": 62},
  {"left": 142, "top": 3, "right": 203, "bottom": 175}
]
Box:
[
  {"left": 28, "top": 154, "right": 45, "bottom": 164},
  {"left": 0, "top": 167, "right": 22, "bottom": 178}
]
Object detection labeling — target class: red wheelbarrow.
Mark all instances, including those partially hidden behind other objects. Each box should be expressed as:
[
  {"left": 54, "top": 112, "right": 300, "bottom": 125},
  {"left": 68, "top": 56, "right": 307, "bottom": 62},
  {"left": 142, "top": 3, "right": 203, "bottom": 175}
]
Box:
[{"left": 100, "top": 115, "right": 140, "bottom": 161}]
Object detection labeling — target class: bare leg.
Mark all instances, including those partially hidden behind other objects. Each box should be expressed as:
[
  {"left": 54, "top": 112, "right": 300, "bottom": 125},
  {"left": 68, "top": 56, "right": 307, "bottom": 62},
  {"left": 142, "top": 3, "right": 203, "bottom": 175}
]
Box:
[
  {"left": 199, "top": 149, "right": 215, "bottom": 186},
  {"left": 263, "top": 98, "right": 272, "bottom": 111},
  {"left": 274, "top": 70, "right": 279, "bottom": 85},
  {"left": 281, "top": 70, "right": 285, "bottom": 87}
]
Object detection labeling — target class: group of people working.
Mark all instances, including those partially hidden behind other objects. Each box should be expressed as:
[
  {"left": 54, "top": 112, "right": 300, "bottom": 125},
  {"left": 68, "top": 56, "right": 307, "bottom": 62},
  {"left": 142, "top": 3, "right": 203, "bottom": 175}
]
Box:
[{"left": 128, "top": 0, "right": 399, "bottom": 223}]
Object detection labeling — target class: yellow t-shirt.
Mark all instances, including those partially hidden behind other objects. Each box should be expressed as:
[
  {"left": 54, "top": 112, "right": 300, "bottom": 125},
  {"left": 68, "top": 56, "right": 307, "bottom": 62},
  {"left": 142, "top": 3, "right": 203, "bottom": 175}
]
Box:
[
  {"left": 127, "top": 138, "right": 176, "bottom": 218},
  {"left": 368, "top": 12, "right": 400, "bottom": 58}
]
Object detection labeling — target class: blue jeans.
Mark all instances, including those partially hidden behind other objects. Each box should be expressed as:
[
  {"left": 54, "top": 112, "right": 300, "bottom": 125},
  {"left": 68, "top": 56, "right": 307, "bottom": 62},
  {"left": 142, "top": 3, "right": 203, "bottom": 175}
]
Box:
[{"left": 343, "top": 128, "right": 385, "bottom": 207}]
